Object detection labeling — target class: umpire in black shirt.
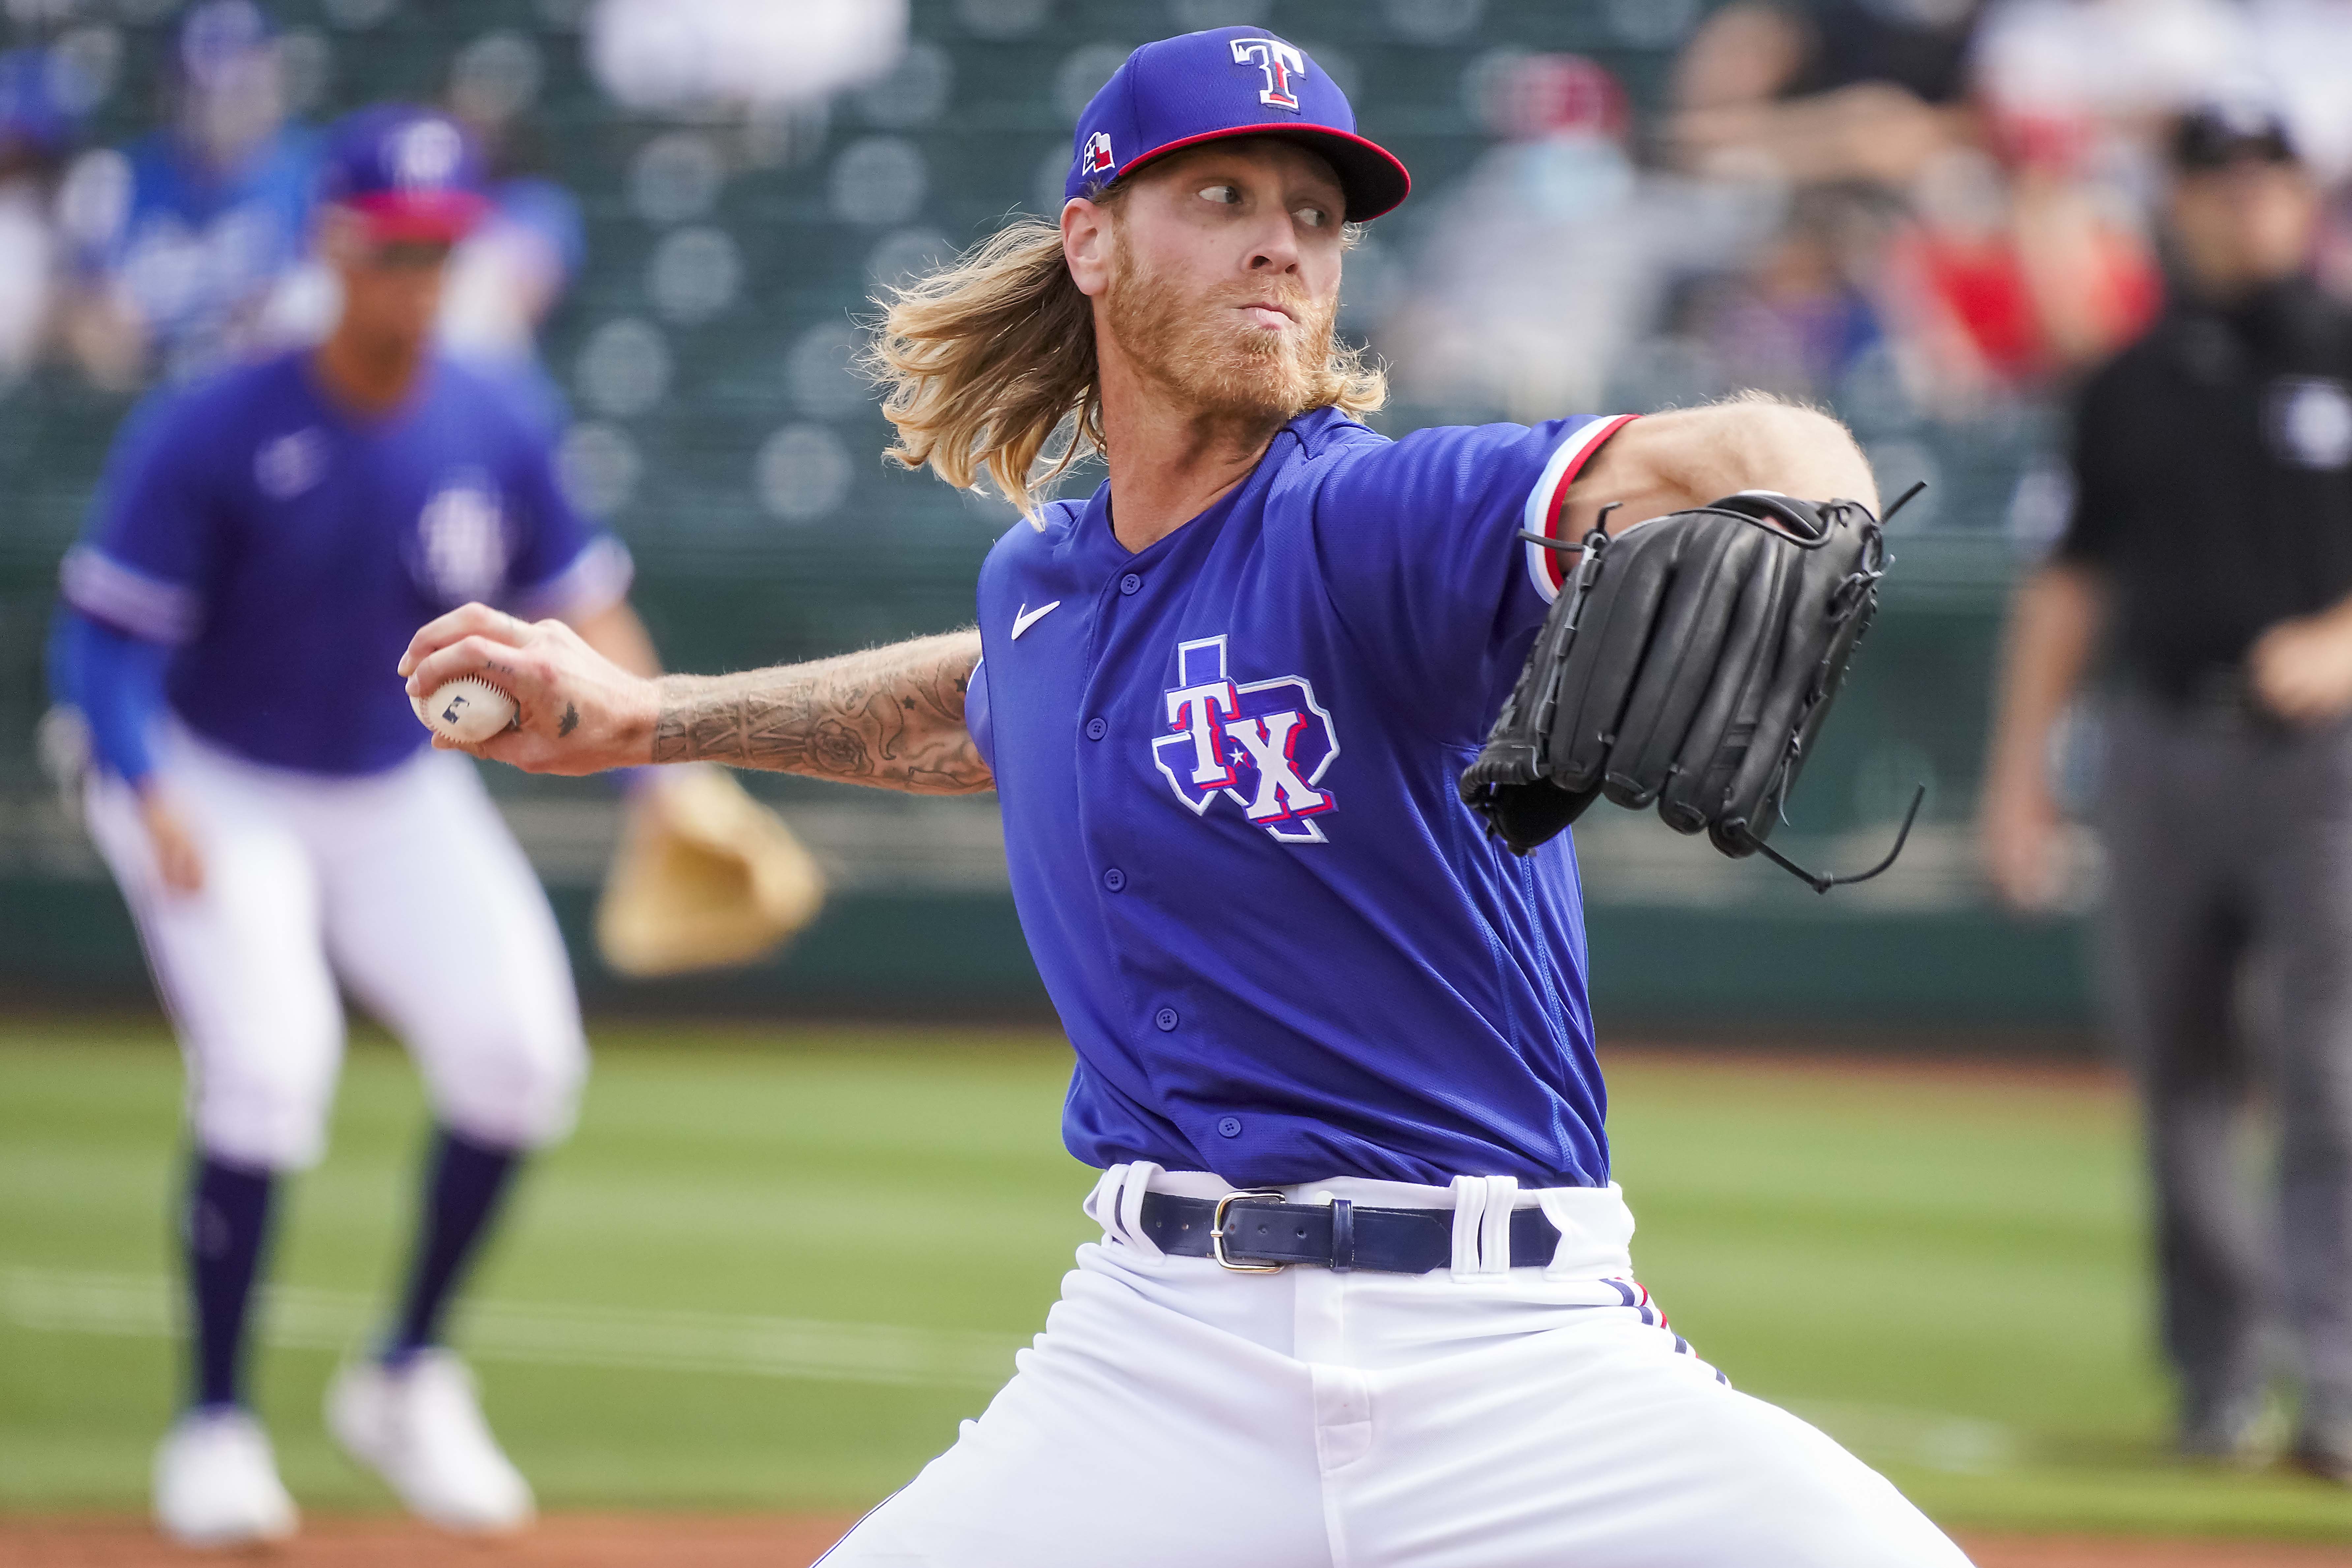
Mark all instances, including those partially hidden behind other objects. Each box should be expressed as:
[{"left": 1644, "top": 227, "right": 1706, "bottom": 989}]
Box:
[{"left": 1982, "top": 104, "right": 2352, "bottom": 1480}]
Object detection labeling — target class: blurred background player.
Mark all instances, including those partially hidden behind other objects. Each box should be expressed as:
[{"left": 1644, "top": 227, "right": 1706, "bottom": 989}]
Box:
[
  {"left": 53, "top": 103, "right": 661, "bottom": 1546},
  {"left": 1981, "top": 103, "right": 2352, "bottom": 1482},
  {"left": 54, "top": 0, "right": 320, "bottom": 389}
]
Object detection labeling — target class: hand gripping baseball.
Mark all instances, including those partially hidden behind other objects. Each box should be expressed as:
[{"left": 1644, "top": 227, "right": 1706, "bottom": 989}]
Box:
[{"left": 399, "top": 603, "right": 658, "bottom": 776}]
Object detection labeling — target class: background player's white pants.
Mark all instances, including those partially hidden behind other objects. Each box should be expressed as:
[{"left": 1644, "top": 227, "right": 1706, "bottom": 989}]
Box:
[
  {"left": 86, "top": 724, "right": 586, "bottom": 1171},
  {"left": 826, "top": 1167, "right": 1972, "bottom": 1568}
]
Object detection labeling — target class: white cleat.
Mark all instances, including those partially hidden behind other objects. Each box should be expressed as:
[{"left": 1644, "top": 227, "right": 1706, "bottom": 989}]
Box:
[
  {"left": 326, "top": 1349, "right": 535, "bottom": 1533},
  {"left": 152, "top": 1406, "right": 299, "bottom": 1548}
]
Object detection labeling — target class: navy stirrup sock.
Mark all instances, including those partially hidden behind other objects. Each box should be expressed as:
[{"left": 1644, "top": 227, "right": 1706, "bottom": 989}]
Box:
[
  {"left": 385, "top": 1126, "right": 523, "bottom": 1365},
  {"left": 185, "top": 1153, "right": 277, "bottom": 1411}
]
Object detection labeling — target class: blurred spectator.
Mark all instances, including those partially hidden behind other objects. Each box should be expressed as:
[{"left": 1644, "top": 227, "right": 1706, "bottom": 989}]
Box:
[
  {"left": 1971, "top": 0, "right": 2352, "bottom": 190},
  {"left": 1668, "top": 187, "right": 1890, "bottom": 406},
  {"left": 436, "top": 173, "right": 583, "bottom": 439},
  {"left": 1980, "top": 106, "right": 2352, "bottom": 1481},
  {"left": 56, "top": 0, "right": 320, "bottom": 388},
  {"left": 1965, "top": 0, "right": 2247, "bottom": 387},
  {"left": 0, "top": 45, "right": 86, "bottom": 384},
  {"left": 1382, "top": 53, "right": 1777, "bottom": 421},
  {"left": 2244, "top": 0, "right": 2352, "bottom": 302},
  {"left": 1667, "top": 0, "right": 1986, "bottom": 190},
  {"left": 439, "top": 45, "right": 586, "bottom": 439},
  {"left": 2248, "top": 0, "right": 2352, "bottom": 185},
  {"left": 1879, "top": 143, "right": 2160, "bottom": 407},
  {"left": 1656, "top": 0, "right": 2188, "bottom": 413},
  {"left": 1972, "top": 0, "right": 2248, "bottom": 176},
  {"left": 586, "top": 0, "right": 905, "bottom": 115}
]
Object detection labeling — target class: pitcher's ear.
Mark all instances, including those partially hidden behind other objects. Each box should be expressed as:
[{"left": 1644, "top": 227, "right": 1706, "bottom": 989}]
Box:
[{"left": 1062, "top": 196, "right": 1113, "bottom": 299}]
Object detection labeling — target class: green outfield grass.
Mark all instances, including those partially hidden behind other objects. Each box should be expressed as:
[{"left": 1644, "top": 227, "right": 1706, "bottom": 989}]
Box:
[{"left": 4, "top": 1021, "right": 2351, "bottom": 1542}]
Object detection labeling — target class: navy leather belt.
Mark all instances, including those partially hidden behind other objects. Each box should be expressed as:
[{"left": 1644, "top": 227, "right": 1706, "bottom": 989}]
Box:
[{"left": 1138, "top": 1190, "right": 1561, "bottom": 1274}]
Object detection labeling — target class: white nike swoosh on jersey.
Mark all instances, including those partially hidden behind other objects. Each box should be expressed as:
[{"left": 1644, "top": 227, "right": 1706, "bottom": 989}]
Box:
[{"left": 1011, "top": 601, "right": 1062, "bottom": 639}]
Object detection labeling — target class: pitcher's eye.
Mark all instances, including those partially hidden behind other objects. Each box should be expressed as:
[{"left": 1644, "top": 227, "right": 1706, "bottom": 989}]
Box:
[
  {"left": 1198, "top": 183, "right": 1241, "bottom": 205},
  {"left": 1294, "top": 205, "right": 1331, "bottom": 228}
]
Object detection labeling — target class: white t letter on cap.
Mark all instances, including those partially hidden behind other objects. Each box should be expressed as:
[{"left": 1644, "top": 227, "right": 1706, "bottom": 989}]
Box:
[{"left": 1229, "top": 37, "right": 1306, "bottom": 111}]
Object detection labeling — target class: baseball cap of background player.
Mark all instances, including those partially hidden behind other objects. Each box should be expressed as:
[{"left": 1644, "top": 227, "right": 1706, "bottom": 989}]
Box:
[
  {"left": 319, "top": 104, "right": 491, "bottom": 245},
  {"left": 1064, "top": 27, "right": 1410, "bottom": 223}
]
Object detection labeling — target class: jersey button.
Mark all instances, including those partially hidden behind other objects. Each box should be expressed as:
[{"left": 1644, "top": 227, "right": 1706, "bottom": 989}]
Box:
[
  {"left": 1085, "top": 716, "right": 1108, "bottom": 740},
  {"left": 1216, "top": 1116, "right": 1243, "bottom": 1139},
  {"left": 1119, "top": 572, "right": 1143, "bottom": 595},
  {"left": 1154, "top": 1006, "right": 1179, "bottom": 1032},
  {"left": 1102, "top": 867, "right": 1126, "bottom": 892}
]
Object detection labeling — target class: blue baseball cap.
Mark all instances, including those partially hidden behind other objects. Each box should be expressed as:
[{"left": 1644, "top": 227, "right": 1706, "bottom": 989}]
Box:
[
  {"left": 1065, "top": 28, "right": 1410, "bottom": 222},
  {"left": 320, "top": 105, "right": 490, "bottom": 244}
]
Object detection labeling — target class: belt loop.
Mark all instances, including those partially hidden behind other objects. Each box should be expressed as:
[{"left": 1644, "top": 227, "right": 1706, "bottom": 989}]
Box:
[
  {"left": 1084, "top": 1165, "right": 1127, "bottom": 1238},
  {"left": 1480, "top": 1175, "right": 1518, "bottom": 1272},
  {"left": 1119, "top": 1161, "right": 1164, "bottom": 1259},
  {"left": 1534, "top": 1190, "right": 1579, "bottom": 1273},
  {"left": 1329, "top": 1198, "right": 1354, "bottom": 1272},
  {"left": 1449, "top": 1175, "right": 1487, "bottom": 1273}
]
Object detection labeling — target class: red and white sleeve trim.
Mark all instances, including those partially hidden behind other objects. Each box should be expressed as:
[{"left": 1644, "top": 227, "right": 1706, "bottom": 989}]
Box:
[{"left": 1521, "top": 414, "right": 1638, "bottom": 603}]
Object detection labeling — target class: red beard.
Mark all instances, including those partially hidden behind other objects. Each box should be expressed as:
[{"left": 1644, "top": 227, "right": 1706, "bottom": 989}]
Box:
[{"left": 1105, "top": 234, "right": 1338, "bottom": 424}]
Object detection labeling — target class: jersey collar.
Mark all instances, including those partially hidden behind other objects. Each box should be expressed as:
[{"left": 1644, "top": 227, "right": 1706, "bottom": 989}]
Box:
[
  {"left": 1070, "top": 403, "right": 1368, "bottom": 572},
  {"left": 1280, "top": 402, "right": 1369, "bottom": 460}
]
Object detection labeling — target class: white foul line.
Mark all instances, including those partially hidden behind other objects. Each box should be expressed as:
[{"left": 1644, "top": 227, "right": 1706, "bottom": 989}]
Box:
[
  {"left": 0, "top": 1268, "right": 1023, "bottom": 1391},
  {"left": 1, "top": 1269, "right": 2023, "bottom": 1472}
]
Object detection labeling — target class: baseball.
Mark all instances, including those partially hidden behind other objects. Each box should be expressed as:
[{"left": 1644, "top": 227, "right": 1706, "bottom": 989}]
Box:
[{"left": 414, "top": 676, "right": 517, "bottom": 744}]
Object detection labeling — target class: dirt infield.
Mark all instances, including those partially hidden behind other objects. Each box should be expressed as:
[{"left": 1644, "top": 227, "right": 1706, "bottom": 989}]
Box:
[
  {"left": 0, "top": 1514, "right": 855, "bottom": 1566},
  {"left": 5, "top": 1516, "right": 2351, "bottom": 1566},
  {"left": 1957, "top": 1539, "right": 2352, "bottom": 1566}
]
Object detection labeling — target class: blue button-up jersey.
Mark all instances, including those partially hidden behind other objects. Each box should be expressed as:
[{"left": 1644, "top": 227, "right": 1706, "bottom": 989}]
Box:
[
  {"left": 61, "top": 350, "right": 631, "bottom": 776},
  {"left": 969, "top": 405, "right": 1634, "bottom": 1187}
]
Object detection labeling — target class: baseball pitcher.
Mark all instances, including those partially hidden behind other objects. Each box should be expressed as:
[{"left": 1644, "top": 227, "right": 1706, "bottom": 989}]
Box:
[{"left": 402, "top": 31, "right": 1968, "bottom": 1566}]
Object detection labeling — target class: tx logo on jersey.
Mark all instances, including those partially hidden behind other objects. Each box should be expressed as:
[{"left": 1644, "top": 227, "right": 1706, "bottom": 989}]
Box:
[
  {"left": 1150, "top": 635, "right": 1339, "bottom": 844},
  {"left": 1229, "top": 37, "right": 1306, "bottom": 112}
]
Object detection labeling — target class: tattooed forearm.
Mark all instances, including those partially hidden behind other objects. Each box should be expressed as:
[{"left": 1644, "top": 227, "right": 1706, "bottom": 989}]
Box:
[{"left": 649, "top": 630, "right": 991, "bottom": 794}]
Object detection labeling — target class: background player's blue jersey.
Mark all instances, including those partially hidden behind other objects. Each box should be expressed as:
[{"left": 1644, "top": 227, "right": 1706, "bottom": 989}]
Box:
[
  {"left": 969, "top": 405, "right": 1634, "bottom": 1189},
  {"left": 62, "top": 350, "right": 630, "bottom": 776}
]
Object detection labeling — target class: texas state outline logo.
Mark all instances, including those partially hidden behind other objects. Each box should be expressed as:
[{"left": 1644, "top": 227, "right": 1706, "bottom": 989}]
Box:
[{"left": 1150, "top": 635, "right": 1339, "bottom": 844}]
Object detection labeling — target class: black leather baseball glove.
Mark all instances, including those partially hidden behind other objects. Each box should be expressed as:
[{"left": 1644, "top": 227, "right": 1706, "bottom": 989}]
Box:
[{"left": 1458, "top": 487, "right": 1921, "bottom": 892}]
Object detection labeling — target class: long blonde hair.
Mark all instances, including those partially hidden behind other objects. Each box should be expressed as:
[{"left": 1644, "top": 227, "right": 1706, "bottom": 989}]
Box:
[{"left": 864, "top": 202, "right": 1387, "bottom": 519}]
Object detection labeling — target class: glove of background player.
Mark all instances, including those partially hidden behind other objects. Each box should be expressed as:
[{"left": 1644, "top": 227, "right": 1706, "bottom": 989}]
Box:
[
  {"left": 1459, "top": 489, "right": 1915, "bottom": 891},
  {"left": 596, "top": 764, "right": 828, "bottom": 978}
]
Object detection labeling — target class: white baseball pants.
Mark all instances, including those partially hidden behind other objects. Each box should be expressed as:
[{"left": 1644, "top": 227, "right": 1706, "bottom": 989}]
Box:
[
  {"left": 823, "top": 1166, "right": 1973, "bottom": 1568},
  {"left": 85, "top": 722, "right": 587, "bottom": 1171}
]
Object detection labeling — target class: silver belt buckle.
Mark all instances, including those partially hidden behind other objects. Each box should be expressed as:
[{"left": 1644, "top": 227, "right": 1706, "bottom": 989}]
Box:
[{"left": 1210, "top": 1189, "right": 1287, "bottom": 1273}]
